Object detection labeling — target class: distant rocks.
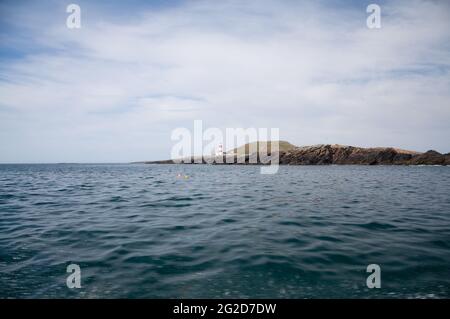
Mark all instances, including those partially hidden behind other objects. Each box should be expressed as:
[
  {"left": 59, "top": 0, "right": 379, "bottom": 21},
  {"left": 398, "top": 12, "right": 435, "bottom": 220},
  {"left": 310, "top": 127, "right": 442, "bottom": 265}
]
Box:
[
  {"left": 278, "top": 144, "right": 450, "bottom": 165},
  {"left": 406, "top": 150, "right": 450, "bottom": 165},
  {"left": 142, "top": 143, "right": 450, "bottom": 166}
]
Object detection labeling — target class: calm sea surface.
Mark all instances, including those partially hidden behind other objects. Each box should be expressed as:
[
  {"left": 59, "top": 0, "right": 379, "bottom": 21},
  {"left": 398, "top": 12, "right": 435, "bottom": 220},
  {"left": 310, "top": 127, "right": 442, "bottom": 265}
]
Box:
[{"left": 1, "top": 164, "right": 449, "bottom": 298}]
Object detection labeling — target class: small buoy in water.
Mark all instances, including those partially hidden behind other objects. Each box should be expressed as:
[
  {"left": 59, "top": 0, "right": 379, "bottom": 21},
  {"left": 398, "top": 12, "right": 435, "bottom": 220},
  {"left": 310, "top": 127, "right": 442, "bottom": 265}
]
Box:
[{"left": 184, "top": 175, "right": 189, "bottom": 179}]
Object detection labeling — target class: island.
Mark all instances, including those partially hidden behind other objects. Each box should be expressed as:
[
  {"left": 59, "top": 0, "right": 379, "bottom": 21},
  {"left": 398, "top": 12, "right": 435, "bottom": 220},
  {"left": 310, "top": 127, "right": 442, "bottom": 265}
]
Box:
[{"left": 139, "top": 141, "right": 450, "bottom": 166}]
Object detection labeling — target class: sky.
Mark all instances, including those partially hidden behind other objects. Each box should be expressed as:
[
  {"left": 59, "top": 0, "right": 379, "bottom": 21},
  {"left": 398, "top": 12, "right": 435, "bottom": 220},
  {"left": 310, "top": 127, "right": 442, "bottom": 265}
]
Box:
[{"left": 0, "top": 0, "right": 449, "bottom": 163}]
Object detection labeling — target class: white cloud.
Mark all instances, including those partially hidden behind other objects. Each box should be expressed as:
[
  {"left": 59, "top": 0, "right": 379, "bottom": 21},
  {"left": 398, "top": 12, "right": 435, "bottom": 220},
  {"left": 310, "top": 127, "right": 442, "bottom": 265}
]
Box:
[{"left": 0, "top": 0, "right": 449, "bottom": 162}]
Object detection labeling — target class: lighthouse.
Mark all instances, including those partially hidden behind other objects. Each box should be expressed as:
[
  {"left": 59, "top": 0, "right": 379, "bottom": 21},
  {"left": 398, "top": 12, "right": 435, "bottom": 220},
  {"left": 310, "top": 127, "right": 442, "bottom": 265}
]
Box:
[{"left": 215, "top": 143, "right": 224, "bottom": 156}]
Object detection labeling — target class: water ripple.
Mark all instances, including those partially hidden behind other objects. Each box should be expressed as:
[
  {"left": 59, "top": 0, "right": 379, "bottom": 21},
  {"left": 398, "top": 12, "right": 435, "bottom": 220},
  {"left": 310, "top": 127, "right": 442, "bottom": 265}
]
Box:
[{"left": 0, "top": 164, "right": 449, "bottom": 298}]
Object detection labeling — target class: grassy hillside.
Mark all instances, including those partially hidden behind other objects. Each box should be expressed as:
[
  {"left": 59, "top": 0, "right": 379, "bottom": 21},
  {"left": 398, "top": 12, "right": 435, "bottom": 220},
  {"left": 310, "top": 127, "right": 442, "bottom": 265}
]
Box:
[{"left": 230, "top": 140, "right": 297, "bottom": 156}]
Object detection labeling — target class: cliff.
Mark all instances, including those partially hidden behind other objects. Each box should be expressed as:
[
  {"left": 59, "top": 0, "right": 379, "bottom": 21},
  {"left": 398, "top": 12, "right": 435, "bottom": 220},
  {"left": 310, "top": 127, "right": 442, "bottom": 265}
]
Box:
[{"left": 278, "top": 144, "right": 449, "bottom": 165}]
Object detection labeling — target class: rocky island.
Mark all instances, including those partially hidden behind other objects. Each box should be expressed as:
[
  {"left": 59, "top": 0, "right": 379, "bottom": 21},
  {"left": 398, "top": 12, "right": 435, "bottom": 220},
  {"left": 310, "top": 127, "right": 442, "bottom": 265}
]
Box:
[{"left": 143, "top": 141, "right": 450, "bottom": 166}]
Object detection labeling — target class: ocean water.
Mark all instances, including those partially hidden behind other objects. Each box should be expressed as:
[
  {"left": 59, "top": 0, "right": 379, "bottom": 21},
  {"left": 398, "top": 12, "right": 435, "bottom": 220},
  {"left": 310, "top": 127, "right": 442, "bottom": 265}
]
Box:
[{"left": 0, "top": 164, "right": 449, "bottom": 299}]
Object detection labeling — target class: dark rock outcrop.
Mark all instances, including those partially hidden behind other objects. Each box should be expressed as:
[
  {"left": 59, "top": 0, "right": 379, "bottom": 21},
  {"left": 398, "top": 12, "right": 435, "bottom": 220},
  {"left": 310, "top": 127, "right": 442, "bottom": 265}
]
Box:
[
  {"left": 279, "top": 145, "right": 417, "bottom": 165},
  {"left": 407, "top": 150, "right": 447, "bottom": 165},
  {"left": 277, "top": 145, "right": 448, "bottom": 165}
]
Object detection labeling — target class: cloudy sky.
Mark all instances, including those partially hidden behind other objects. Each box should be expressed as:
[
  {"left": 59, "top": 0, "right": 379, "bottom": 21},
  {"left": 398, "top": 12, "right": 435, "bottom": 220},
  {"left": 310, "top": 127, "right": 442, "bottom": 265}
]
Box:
[{"left": 1, "top": 0, "right": 449, "bottom": 163}]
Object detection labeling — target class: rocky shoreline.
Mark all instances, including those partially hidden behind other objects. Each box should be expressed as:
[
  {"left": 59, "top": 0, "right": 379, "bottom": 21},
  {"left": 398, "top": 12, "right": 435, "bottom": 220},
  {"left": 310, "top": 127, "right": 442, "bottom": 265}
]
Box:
[{"left": 142, "top": 143, "right": 450, "bottom": 166}]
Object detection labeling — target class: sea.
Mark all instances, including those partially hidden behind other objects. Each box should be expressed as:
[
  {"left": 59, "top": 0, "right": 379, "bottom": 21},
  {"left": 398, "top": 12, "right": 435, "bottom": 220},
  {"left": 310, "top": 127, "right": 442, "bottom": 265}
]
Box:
[{"left": 1, "top": 164, "right": 449, "bottom": 298}]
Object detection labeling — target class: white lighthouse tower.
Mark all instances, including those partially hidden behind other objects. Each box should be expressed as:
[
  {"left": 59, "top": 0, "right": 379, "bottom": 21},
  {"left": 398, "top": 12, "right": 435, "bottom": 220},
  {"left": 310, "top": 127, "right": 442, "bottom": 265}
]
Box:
[{"left": 215, "top": 143, "right": 224, "bottom": 156}]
